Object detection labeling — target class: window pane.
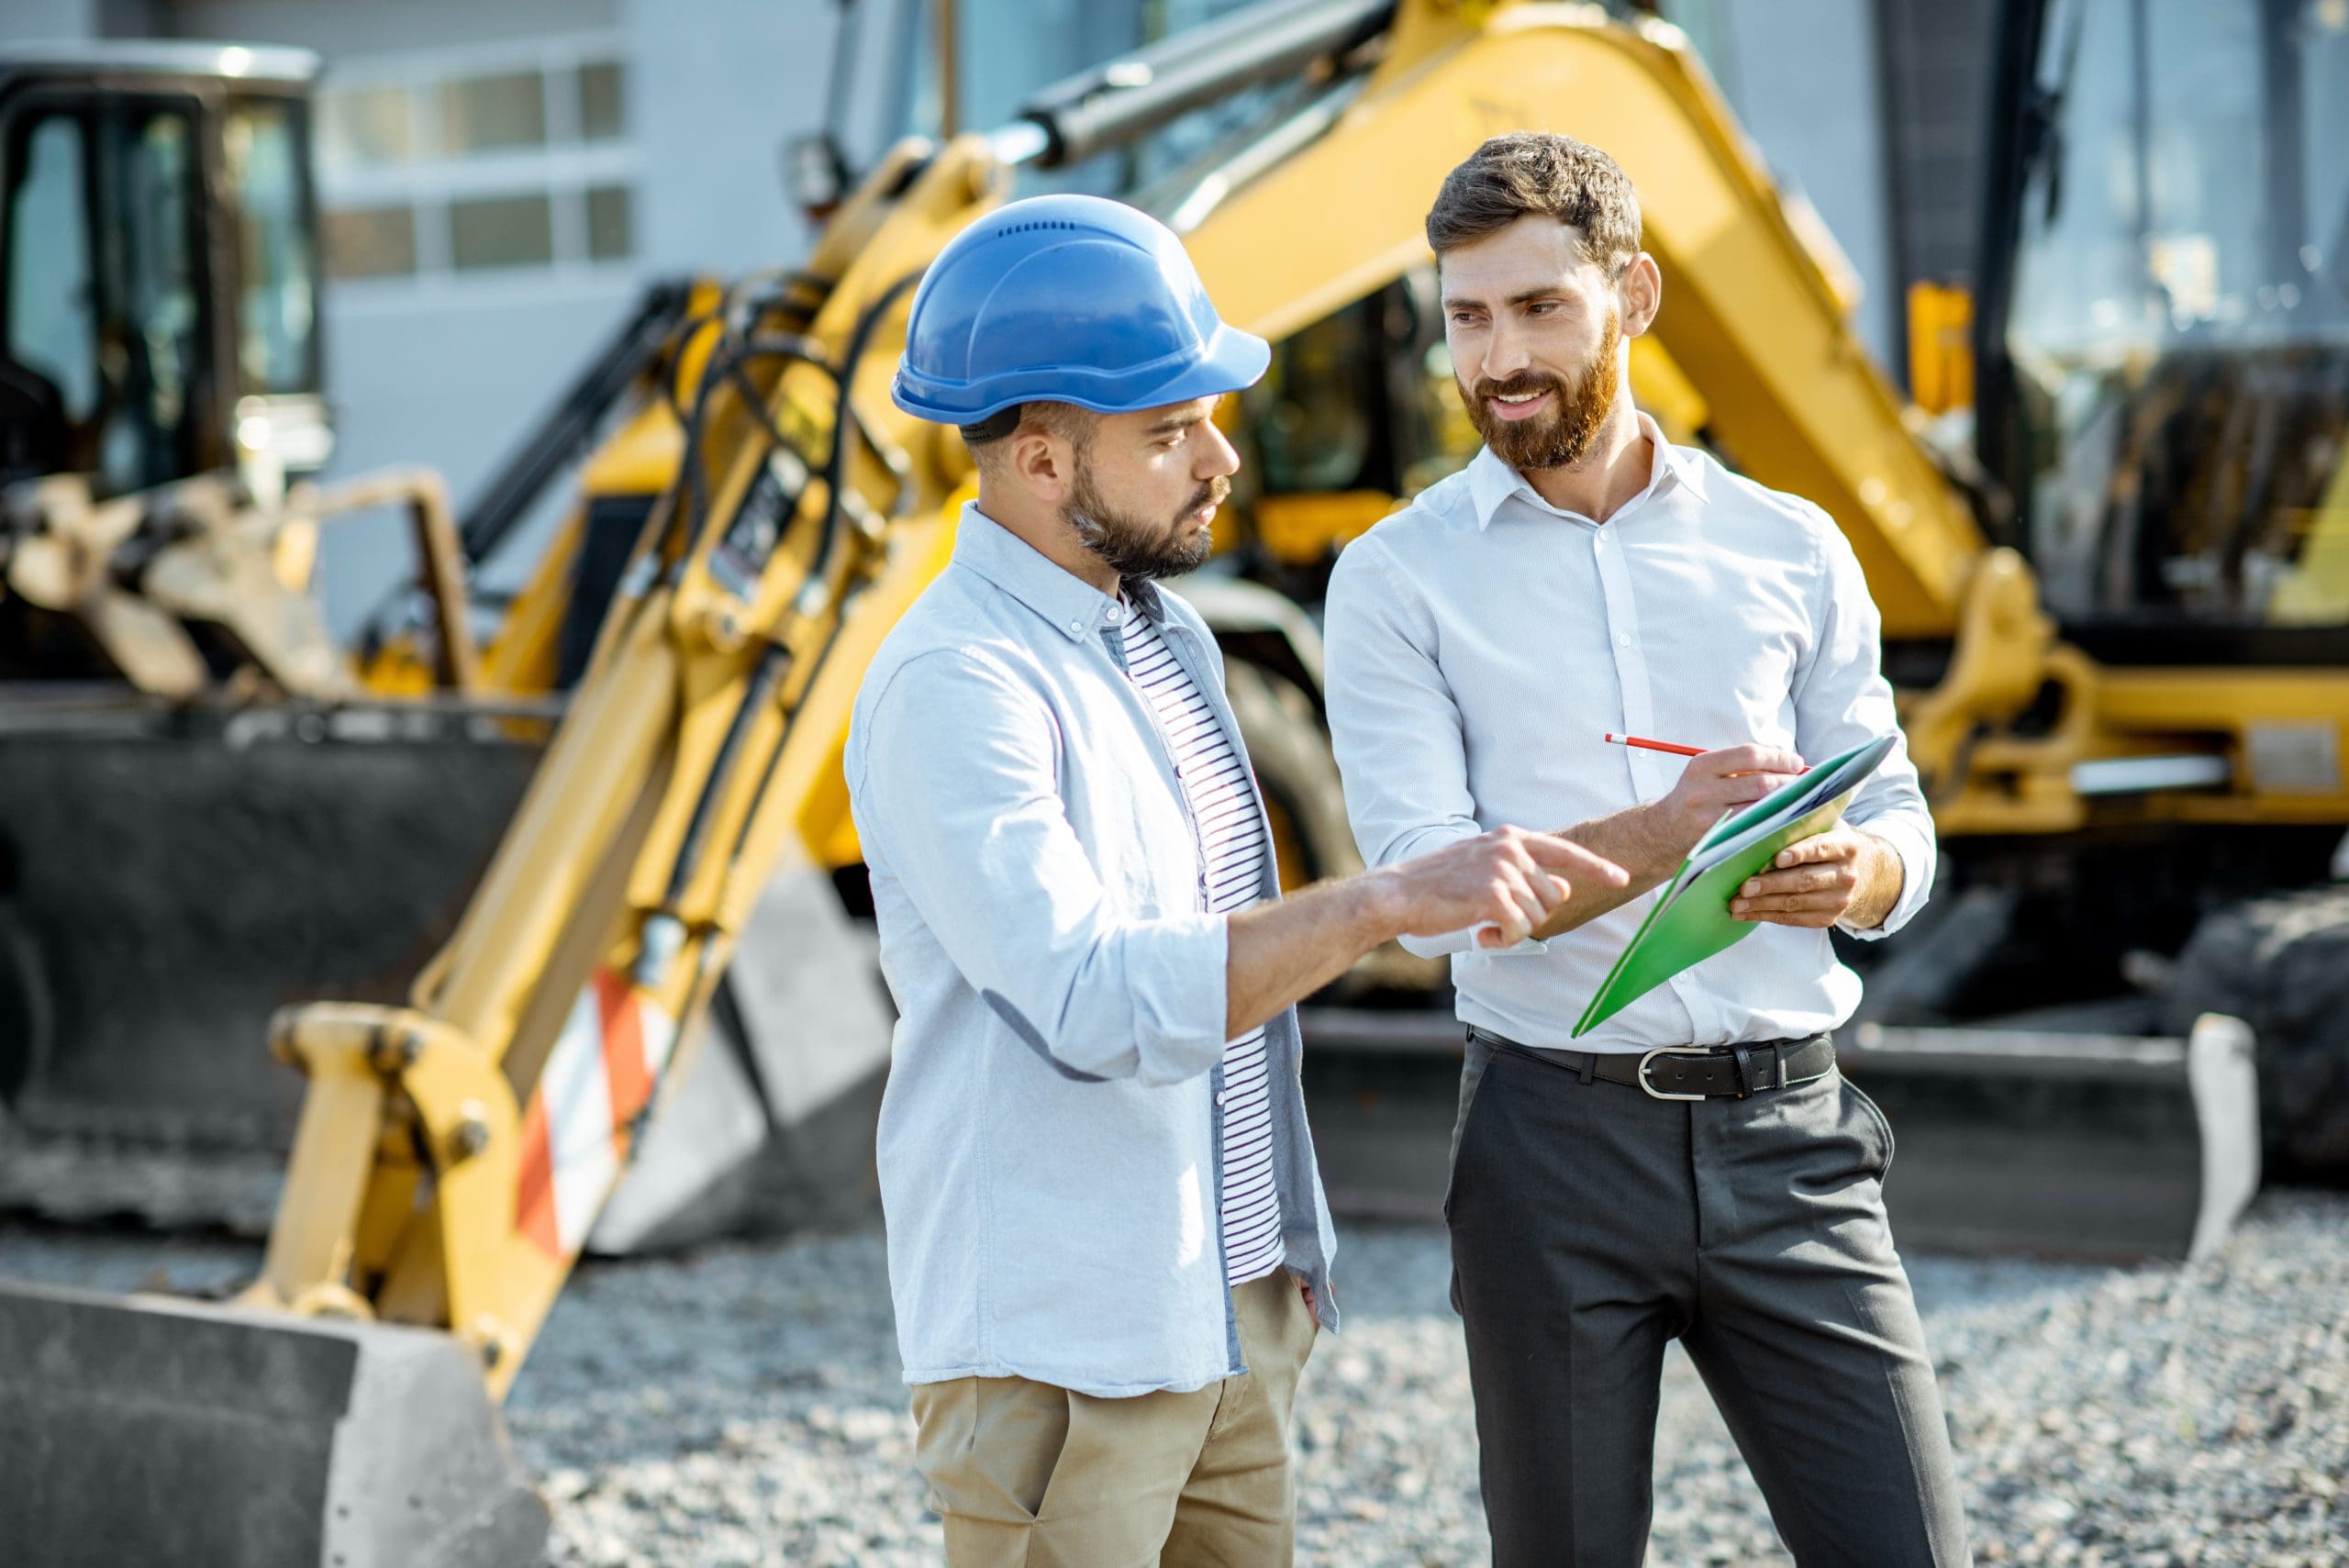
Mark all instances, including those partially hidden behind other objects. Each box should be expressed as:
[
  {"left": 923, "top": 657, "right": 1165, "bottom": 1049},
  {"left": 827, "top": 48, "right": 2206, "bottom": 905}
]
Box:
[
  {"left": 106, "top": 106, "right": 203, "bottom": 493},
  {"left": 585, "top": 183, "right": 631, "bottom": 260},
  {"left": 442, "top": 71, "right": 546, "bottom": 155},
  {"left": 578, "top": 61, "right": 625, "bottom": 140},
  {"left": 322, "top": 205, "right": 417, "bottom": 280},
  {"left": 224, "top": 97, "right": 318, "bottom": 395},
  {"left": 450, "top": 192, "right": 552, "bottom": 270},
  {"left": 317, "top": 83, "right": 410, "bottom": 169},
  {"left": 6, "top": 115, "right": 100, "bottom": 419}
]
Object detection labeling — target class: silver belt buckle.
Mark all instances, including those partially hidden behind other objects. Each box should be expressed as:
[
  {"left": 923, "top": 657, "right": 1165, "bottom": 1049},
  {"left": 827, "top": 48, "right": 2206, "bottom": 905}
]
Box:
[{"left": 1638, "top": 1045, "right": 1717, "bottom": 1101}]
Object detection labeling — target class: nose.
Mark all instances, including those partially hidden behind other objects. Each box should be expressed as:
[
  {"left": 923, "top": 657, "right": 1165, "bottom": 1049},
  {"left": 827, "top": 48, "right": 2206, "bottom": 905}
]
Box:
[
  {"left": 1481, "top": 319, "right": 1531, "bottom": 384},
  {"left": 1197, "top": 417, "right": 1241, "bottom": 481}
]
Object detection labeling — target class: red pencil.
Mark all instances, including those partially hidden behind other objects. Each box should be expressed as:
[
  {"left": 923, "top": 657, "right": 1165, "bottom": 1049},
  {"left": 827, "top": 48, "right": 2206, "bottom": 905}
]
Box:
[
  {"left": 1604, "top": 732, "right": 1812, "bottom": 773},
  {"left": 1603, "top": 731, "right": 1706, "bottom": 758}
]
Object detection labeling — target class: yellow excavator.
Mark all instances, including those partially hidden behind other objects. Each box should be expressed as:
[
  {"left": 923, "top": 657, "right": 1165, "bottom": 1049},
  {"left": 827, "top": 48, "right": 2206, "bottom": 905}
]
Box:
[{"left": 4, "top": 0, "right": 2346, "bottom": 1559}]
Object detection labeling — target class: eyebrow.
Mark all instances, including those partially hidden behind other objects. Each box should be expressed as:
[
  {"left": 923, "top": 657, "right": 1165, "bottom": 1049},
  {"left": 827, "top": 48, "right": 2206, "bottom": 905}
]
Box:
[
  {"left": 1442, "top": 285, "right": 1570, "bottom": 311},
  {"left": 1144, "top": 409, "right": 1208, "bottom": 435}
]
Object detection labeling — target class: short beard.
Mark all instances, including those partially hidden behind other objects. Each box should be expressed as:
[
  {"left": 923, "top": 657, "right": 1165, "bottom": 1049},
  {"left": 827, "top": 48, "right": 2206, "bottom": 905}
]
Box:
[
  {"left": 1461, "top": 308, "right": 1622, "bottom": 472},
  {"left": 1064, "top": 461, "right": 1225, "bottom": 583}
]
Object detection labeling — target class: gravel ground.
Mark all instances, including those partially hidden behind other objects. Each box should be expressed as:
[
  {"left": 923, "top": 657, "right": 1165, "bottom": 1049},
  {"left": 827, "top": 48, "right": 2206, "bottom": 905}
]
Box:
[{"left": 5, "top": 1192, "right": 2347, "bottom": 1565}]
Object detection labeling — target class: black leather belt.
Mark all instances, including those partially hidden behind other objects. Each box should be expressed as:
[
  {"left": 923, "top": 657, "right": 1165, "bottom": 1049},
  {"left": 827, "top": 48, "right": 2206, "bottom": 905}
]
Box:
[{"left": 1466, "top": 1026, "right": 1835, "bottom": 1101}]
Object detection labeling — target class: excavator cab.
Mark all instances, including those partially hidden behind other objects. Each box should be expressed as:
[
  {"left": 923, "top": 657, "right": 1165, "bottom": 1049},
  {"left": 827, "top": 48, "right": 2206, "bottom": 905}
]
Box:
[
  {"left": 0, "top": 47, "right": 551, "bottom": 1202},
  {"left": 0, "top": 43, "right": 331, "bottom": 501},
  {"left": 1976, "top": 0, "right": 2349, "bottom": 648}
]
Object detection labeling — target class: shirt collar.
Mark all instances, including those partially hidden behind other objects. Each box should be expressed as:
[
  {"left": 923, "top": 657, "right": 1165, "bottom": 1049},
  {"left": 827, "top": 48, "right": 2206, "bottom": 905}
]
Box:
[
  {"left": 1465, "top": 411, "right": 1709, "bottom": 530},
  {"left": 951, "top": 502, "right": 1168, "bottom": 642}
]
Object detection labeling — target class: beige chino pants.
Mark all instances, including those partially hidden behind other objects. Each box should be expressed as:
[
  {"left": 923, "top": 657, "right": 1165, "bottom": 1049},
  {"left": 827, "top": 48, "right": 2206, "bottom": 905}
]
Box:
[{"left": 909, "top": 1271, "right": 1319, "bottom": 1567}]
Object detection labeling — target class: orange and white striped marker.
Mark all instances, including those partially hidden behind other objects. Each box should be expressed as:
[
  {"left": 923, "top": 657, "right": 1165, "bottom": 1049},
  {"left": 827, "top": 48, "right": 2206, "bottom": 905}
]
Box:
[{"left": 514, "top": 968, "right": 677, "bottom": 1259}]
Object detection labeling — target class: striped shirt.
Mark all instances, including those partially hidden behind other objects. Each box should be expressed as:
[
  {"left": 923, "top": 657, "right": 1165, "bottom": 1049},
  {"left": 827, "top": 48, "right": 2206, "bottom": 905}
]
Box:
[{"left": 1119, "top": 604, "right": 1285, "bottom": 1287}]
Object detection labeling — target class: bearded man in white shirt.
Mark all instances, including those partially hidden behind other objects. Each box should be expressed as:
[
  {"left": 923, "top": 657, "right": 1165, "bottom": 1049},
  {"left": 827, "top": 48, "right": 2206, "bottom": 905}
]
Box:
[{"left": 1322, "top": 133, "right": 1972, "bottom": 1566}]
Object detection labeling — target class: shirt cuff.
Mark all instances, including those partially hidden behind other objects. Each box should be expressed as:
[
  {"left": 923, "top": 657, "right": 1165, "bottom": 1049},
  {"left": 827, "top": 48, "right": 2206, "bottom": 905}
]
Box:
[
  {"left": 1398, "top": 923, "right": 1550, "bottom": 959},
  {"left": 1379, "top": 822, "right": 1488, "bottom": 958},
  {"left": 1399, "top": 925, "right": 1478, "bottom": 959},
  {"left": 1839, "top": 816, "right": 1933, "bottom": 940},
  {"left": 1126, "top": 908, "right": 1233, "bottom": 1083}
]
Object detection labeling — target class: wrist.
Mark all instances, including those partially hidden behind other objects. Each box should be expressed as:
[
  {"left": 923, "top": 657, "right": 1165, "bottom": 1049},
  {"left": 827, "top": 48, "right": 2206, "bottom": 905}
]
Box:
[
  {"left": 1353, "top": 864, "right": 1413, "bottom": 944},
  {"left": 1843, "top": 834, "right": 1900, "bottom": 929},
  {"left": 1642, "top": 796, "right": 1706, "bottom": 871}
]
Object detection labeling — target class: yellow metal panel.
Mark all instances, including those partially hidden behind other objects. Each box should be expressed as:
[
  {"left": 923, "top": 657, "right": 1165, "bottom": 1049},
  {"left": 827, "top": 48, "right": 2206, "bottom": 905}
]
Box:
[
  {"left": 1627, "top": 335, "right": 1707, "bottom": 443},
  {"left": 271, "top": 515, "right": 318, "bottom": 592},
  {"left": 1906, "top": 282, "right": 1975, "bottom": 417},
  {"left": 2265, "top": 450, "right": 2349, "bottom": 625},
  {"left": 795, "top": 500, "right": 966, "bottom": 877},
  {"left": 1256, "top": 491, "right": 1400, "bottom": 565},
  {"left": 428, "top": 586, "right": 683, "bottom": 1047},
  {"left": 477, "top": 500, "right": 587, "bottom": 695}
]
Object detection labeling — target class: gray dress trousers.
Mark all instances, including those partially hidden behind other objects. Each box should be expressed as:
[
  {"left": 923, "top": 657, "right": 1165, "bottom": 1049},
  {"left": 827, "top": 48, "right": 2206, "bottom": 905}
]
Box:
[{"left": 1445, "top": 1033, "right": 1973, "bottom": 1567}]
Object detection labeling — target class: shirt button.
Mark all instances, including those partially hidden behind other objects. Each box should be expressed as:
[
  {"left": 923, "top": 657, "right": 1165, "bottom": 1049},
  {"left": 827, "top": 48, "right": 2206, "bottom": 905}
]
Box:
[
  {"left": 1617, "top": 632, "right": 1631, "bottom": 647},
  {"left": 1068, "top": 619, "right": 1083, "bottom": 634}
]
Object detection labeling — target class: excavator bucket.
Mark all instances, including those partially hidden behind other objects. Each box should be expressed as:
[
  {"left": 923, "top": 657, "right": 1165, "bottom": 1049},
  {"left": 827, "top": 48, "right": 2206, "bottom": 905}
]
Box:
[
  {"left": 0, "top": 697, "right": 541, "bottom": 1218},
  {"left": 0, "top": 1282, "right": 546, "bottom": 1568}
]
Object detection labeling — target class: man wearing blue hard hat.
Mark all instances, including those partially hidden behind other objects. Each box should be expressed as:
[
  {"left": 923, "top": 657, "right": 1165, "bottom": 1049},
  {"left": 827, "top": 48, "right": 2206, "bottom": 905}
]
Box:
[{"left": 846, "top": 193, "right": 1627, "bottom": 1564}]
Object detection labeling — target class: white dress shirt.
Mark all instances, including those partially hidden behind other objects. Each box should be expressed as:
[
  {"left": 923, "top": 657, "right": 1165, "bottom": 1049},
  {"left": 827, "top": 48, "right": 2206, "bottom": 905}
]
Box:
[{"left": 1322, "top": 416, "right": 1936, "bottom": 1054}]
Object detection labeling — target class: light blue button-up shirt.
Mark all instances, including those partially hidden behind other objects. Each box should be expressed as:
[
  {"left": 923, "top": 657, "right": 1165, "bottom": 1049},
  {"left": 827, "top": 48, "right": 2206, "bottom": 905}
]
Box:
[
  {"left": 1324, "top": 418, "right": 1938, "bottom": 1053},
  {"left": 845, "top": 503, "right": 1339, "bottom": 1398}
]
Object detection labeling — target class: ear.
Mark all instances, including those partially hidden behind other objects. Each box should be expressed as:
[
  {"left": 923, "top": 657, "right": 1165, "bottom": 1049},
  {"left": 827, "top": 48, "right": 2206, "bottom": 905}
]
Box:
[
  {"left": 1618, "top": 252, "right": 1663, "bottom": 339},
  {"left": 1008, "top": 427, "right": 1076, "bottom": 504}
]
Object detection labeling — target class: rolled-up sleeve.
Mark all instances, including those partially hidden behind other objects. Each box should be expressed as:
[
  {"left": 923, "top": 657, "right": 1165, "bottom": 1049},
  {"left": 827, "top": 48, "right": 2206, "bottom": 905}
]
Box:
[
  {"left": 1323, "top": 538, "right": 1485, "bottom": 958},
  {"left": 849, "top": 648, "right": 1229, "bottom": 1084},
  {"left": 1791, "top": 513, "right": 1938, "bottom": 940}
]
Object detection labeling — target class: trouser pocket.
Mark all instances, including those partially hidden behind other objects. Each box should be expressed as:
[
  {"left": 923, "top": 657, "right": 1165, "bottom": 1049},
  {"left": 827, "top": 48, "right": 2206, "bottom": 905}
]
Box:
[
  {"left": 1842, "top": 1075, "right": 1897, "bottom": 1180},
  {"left": 910, "top": 1375, "right": 1068, "bottom": 1531},
  {"left": 1443, "top": 1035, "right": 1504, "bottom": 1222}
]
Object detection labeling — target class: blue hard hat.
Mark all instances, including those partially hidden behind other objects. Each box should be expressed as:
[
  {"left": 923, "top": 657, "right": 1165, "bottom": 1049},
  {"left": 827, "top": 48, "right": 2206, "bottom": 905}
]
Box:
[{"left": 892, "top": 194, "right": 1269, "bottom": 426}]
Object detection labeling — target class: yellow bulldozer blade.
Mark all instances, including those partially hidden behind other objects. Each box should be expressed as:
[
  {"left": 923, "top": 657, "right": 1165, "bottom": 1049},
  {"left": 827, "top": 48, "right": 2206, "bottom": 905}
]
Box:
[
  {"left": 1297, "top": 1007, "right": 2262, "bottom": 1262},
  {"left": 1839, "top": 1014, "right": 2262, "bottom": 1262},
  {"left": 0, "top": 1283, "right": 546, "bottom": 1567}
]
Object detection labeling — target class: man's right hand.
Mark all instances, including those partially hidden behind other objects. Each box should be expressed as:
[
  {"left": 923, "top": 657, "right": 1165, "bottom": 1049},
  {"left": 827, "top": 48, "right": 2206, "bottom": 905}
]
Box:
[
  {"left": 1659, "top": 745, "right": 1807, "bottom": 849},
  {"left": 1380, "top": 827, "right": 1630, "bottom": 949}
]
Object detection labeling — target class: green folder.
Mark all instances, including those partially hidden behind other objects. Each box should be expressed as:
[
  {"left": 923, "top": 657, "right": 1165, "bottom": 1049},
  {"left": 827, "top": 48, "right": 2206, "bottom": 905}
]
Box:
[{"left": 1571, "top": 733, "right": 1898, "bottom": 1037}]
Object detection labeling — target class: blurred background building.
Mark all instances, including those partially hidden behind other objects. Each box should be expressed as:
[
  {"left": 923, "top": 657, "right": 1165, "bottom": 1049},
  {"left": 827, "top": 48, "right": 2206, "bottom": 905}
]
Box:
[{"left": 4, "top": 0, "right": 1994, "bottom": 628}]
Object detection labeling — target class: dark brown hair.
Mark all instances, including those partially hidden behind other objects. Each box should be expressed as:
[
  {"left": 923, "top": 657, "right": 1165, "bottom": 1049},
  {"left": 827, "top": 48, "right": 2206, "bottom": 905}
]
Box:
[
  {"left": 961, "top": 399, "right": 1095, "bottom": 465},
  {"left": 1424, "top": 132, "right": 1642, "bottom": 272}
]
